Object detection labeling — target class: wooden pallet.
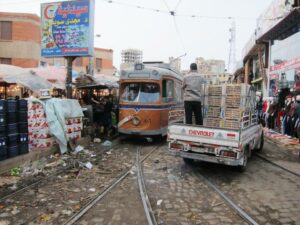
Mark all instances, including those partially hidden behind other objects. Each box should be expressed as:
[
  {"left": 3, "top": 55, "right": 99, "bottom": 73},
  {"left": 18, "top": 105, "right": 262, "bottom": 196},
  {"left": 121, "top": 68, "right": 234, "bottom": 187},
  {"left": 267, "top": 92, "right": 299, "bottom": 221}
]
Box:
[
  {"left": 208, "top": 96, "right": 222, "bottom": 106},
  {"left": 226, "top": 84, "right": 249, "bottom": 96},
  {"left": 207, "top": 106, "right": 221, "bottom": 118}
]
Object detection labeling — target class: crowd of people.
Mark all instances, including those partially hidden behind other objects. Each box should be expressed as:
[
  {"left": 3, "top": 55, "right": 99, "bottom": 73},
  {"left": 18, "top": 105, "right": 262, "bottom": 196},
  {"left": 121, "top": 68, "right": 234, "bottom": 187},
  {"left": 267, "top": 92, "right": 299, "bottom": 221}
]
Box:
[{"left": 259, "top": 94, "right": 300, "bottom": 142}]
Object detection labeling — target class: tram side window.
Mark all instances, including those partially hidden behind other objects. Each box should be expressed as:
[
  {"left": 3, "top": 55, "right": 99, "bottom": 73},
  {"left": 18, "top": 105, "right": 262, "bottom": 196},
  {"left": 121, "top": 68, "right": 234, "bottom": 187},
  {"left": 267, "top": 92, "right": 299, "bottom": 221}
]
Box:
[{"left": 162, "top": 79, "right": 174, "bottom": 103}]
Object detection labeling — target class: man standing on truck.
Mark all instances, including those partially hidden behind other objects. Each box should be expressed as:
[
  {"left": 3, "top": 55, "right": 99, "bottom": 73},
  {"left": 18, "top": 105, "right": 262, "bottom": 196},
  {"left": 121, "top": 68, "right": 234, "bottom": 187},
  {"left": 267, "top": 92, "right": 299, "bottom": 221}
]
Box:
[{"left": 182, "top": 63, "right": 206, "bottom": 125}]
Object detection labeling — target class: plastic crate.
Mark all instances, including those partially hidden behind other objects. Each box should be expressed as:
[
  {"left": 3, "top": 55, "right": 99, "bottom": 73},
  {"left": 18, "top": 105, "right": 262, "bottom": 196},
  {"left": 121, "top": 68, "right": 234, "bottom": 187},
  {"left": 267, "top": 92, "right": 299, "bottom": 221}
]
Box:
[
  {"left": 18, "top": 111, "right": 28, "bottom": 123},
  {"left": 7, "top": 112, "right": 17, "bottom": 124},
  {"left": 0, "top": 125, "right": 5, "bottom": 136},
  {"left": 0, "top": 113, "right": 6, "bottom": 126},
  {"left": 8, "top": 145, "right": 19, "bottom": 158},
  {"left": 7, "top": 134, "right": 18, "bottom": 147},
  {"left": 19, "top": 143, "right": 29, "bottom": 155},
  {"left": 19, "top": 133, "right": 28, "bottom": 143},
  {"left": 18, "top": 99, "right": 28, "bottom": 111},
  {"left": 0, "top": 136, "right": 7, "bottom": 158},
  {"left": 18, "top": 122, "right": 28, "bottom": 133},
  {"left": 7, "top": 123, "right": 18, "bottom": 135},
  {"left": 0, "top": 100, "right": 5, "bottom": 113},
  {"left": 6, "top": 100, "right": 17, "bottom": 112}
]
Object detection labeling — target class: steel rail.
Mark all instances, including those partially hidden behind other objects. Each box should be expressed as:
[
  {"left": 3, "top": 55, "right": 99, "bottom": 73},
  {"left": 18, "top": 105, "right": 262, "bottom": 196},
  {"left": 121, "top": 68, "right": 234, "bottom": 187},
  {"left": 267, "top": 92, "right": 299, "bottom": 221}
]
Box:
[
  {"left": 0, "top": 142, "right": 122, "bottom": 202},
  {"left": 196, "top": 171, "right": 259, "bottom": 225},
  {"left": 64, "top": 144, "right": 161, "bottom": 225},
  {"left": 136, "top": 147, "right": 158, "bottom": 225},
  {"left": 255, "top": 153, "right": 300, "bottom": 177}
]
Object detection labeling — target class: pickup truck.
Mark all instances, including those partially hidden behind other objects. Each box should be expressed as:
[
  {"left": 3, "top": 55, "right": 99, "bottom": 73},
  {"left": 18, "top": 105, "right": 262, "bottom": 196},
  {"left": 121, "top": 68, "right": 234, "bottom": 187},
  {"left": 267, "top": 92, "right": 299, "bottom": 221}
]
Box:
[{"left": 167, "top": 120, "right": 264, "bottom": 171}]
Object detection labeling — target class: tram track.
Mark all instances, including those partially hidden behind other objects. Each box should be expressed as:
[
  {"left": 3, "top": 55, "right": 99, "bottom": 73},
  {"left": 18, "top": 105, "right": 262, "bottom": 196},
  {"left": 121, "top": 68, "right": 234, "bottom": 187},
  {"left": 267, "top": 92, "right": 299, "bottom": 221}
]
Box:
[
  {"left": 64, "top": 144, "right": 161, "bottom": 225},
  {"left": 0, "top": 142, "right": 122, "bottom": 202},
  {"left": 254, "top": 153, "right": 300, "bottom": 177}
]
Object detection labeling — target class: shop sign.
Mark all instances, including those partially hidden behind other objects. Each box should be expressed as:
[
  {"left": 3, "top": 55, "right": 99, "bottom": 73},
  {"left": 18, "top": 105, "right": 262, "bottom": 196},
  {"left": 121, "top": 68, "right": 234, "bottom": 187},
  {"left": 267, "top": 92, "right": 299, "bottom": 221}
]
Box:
[
  {"left": 41, "top": 0, "right": 95, "bottom": 57},
  {"left": 269, "top": 57, "right": 300, "bottom": 72},
  {"left": 256, "top": 0, "right": 294, "bottom": 39}
]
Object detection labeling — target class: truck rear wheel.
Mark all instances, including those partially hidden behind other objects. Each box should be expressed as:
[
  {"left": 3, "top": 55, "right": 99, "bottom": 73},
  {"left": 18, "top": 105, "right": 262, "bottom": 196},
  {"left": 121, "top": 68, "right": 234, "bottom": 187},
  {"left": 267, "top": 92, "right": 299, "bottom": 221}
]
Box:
[
  {"left": 237, "top": 148, "right": 248, "bottom": 172},
  {"left": 255, "top": 133, "right": 264, "bottom": 152},
  {"left": 183, "top": 157, "right": 194, "bottom": 164}
]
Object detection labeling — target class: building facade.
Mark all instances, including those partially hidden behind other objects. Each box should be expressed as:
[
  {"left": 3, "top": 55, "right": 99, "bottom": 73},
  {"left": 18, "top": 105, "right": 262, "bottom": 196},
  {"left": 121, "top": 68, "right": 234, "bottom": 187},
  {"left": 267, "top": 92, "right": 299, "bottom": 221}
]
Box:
[
  {"left": 120, "top": 48, "right": 143, "bottom": 70},
  {"left": 0, "top": 12, "right": 40, "bottom": 68},
  {"left": 241, "top": 0, "right": 300, "bottom": 97}
]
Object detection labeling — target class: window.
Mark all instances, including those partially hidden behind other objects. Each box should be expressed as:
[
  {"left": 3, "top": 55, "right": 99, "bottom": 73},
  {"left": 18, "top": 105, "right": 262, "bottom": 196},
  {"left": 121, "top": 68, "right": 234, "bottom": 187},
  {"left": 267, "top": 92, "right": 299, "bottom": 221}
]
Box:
[
  {"left": 74, "top": 57, "right": 83, "bottom": 66},
  {"left": 0, "top": 58, "right": 12, "bottom": 64},
  {"left": 0, "top": 21, "right": 12, "bottom": 40},
  {"left": 96, "top": 58, "right": 102, "bottom": 69},
  {"left": 162, "top": 79, "right": 174, "bottom": 103},
  {"left": 120, "top": 83, "right": 160, "bottom": 103}
]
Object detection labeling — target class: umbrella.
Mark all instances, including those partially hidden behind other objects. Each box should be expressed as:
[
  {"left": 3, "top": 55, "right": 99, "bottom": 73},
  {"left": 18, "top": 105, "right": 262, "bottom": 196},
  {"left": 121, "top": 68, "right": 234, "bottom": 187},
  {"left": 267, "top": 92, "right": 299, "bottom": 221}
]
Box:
[{"left": 0, "top": 64, "right": 52, "bottom": 92}]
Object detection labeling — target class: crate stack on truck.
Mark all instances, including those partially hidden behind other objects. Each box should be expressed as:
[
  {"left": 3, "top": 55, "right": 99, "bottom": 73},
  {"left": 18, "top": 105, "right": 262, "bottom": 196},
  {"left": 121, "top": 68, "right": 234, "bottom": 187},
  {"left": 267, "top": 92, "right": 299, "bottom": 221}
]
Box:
[{"left": 204, "top": 84, "right": 256, "bottom": 130}]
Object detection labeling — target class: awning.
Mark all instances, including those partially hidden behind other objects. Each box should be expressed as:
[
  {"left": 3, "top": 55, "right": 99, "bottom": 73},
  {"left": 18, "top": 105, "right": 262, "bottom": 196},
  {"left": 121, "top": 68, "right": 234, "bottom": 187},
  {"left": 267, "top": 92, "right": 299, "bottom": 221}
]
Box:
[
  {"left": 256, "top": 8, "right": 300, "bottom": 43},
  {"left": 76, "top": 73, "right": 119, "bottom": 89},
  {"left": 0, "top": 64, "right": 52, "bottom": 91}
]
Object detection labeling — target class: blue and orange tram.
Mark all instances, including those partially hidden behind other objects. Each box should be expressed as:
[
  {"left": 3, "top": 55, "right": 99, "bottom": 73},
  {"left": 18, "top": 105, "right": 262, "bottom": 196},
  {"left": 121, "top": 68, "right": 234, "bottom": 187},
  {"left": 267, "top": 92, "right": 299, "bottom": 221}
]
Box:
[{"left": 118, "top": 63, "right": 183, "bottom": 138}]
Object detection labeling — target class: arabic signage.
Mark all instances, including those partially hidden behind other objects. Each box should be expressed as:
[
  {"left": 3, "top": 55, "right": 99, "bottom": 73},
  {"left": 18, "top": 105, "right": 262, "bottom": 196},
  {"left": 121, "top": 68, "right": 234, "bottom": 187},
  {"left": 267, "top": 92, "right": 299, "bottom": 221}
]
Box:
[
  {"left": 269, "top": 57, "right": 300, "bottom": 72},
  {"left": 41, "top": 0, "right": 95, "bottom": 57},
  {"left": 256, "top": 0, "right": 294, "bottom": 39}
]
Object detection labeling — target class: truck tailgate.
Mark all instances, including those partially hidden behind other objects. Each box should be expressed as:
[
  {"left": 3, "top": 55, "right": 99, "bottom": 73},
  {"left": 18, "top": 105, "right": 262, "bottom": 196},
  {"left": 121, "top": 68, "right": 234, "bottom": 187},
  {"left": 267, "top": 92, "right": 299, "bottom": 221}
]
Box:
[{"left": 168, "top": 124, "right": 240, "bottom": 148}]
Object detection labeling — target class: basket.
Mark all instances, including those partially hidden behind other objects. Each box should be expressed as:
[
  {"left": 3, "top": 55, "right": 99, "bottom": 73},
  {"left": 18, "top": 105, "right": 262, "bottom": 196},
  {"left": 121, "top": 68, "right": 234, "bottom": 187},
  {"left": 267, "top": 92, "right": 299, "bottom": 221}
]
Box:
[{"left": 207, "top": 106, "right": 221, "bottom": 118}]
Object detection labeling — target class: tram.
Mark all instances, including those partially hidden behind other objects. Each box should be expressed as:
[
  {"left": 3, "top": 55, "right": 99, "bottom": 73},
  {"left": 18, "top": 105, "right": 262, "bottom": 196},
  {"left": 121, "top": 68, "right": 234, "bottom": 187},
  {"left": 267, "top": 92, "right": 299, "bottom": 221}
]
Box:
[{"left": 118, "top": 63, "right": 183, "bottom": 138}]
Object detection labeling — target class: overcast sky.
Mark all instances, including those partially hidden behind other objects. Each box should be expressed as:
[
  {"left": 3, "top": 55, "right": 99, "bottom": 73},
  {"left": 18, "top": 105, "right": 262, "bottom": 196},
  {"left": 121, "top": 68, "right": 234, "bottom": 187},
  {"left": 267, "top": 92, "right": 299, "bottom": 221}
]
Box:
[{"left": 1, "top": 0, "right": 274, "bottom": 70}]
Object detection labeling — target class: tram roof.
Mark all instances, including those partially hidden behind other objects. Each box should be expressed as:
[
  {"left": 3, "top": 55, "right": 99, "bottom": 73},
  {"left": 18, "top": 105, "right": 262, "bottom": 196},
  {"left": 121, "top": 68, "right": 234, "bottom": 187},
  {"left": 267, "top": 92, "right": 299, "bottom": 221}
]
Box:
[{"left": 120, "top": 64, "right": 183, "bottom": 81}]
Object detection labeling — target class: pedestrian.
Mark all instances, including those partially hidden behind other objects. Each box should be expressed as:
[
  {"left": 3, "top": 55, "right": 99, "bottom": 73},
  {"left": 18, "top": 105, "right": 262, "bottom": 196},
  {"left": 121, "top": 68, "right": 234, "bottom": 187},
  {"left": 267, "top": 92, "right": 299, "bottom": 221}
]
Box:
[
  {"left": 295, "top": 95, "right": 300, "bottom": 143},
  {"left": 103, "top": 96, "right": 113, "bottom": 136},
  {"left": 182, "top": 63, "right": 206, "bottom": 125}
]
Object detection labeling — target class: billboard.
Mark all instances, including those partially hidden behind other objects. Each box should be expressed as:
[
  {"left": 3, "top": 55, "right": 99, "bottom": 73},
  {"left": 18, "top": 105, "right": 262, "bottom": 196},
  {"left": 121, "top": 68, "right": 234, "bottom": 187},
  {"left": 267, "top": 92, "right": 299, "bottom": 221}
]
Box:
[{"left": 41, "top": 0, "right": 95, "bottom": 57}]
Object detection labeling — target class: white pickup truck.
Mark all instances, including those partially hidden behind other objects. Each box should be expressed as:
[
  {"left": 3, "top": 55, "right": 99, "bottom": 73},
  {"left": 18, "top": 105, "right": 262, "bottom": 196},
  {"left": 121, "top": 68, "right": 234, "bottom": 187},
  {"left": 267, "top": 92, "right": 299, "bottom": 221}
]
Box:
[{"left": 167, "top": 120, "right": 264, "bottom": 171}]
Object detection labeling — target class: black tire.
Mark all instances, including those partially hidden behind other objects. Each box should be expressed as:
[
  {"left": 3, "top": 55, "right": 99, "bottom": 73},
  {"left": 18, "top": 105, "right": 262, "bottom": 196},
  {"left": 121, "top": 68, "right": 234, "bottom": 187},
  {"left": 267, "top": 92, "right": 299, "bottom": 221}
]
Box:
[
  {"left": 183, "top": 157, "right": 194, "bottom": 164},
  {"left": 256, "top": 133, "right": 264, "bottom": 152},
  {"left": 236, "top": 148, "right": 248, "bottom": 172}
]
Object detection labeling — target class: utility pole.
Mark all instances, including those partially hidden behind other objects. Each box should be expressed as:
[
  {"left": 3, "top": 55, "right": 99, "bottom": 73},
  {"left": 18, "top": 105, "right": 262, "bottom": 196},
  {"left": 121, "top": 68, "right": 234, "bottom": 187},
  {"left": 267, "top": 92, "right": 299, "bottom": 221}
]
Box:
[
  {"left": 228, "top": 21, "right": 236, "bottom": 74},
  {"left": 66, "top": 56, "right": 76, "bottom": 99}
]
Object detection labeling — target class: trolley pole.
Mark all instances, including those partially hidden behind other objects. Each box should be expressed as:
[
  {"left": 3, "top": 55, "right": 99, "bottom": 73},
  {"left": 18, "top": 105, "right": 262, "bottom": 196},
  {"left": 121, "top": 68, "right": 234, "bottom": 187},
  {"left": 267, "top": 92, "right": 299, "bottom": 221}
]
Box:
[{"left": 66, "top": 56, "right": 76, "bottom": 99}]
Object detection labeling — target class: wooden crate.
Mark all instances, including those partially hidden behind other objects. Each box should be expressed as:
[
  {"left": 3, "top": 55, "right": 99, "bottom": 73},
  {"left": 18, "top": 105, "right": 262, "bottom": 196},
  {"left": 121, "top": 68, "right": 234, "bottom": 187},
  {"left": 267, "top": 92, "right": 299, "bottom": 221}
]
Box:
[
  {"left": 223, "top": 119, "right": 240, "bottom": 129},
  {"left": 225, "top": 96, "right": 248, "bottom": 107},
  {"left": 224, "top": 108, "right": 242, "bottom": 119},
  {"left": 226, "top": 84, "right": 249, "bottom": 96},
  {"left": 208, "top": 85, "right": 222, "bottom": 96},
  {"left": 208, "top": 96, "right": 222, "bottom": 106},
  {"left": 207, "top": 106, "right": 221, "bottom": 118},
  {"left": 206, "top": 118, "right": 220, "bottom": 128}
]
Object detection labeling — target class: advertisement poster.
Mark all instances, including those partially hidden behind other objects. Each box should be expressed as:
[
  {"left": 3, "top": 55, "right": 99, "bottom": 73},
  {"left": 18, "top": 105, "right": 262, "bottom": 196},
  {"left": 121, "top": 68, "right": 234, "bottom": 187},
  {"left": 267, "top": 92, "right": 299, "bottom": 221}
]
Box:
[{"left": 41, "top": 0, "right": 94, "bottom": 57}]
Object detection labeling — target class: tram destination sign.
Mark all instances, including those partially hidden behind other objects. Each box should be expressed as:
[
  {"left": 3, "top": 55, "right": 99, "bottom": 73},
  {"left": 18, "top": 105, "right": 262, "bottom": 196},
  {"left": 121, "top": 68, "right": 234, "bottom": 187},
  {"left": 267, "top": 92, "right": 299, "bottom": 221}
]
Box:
[{"left": 41, "top": 0, "right": 95, "bottom": 57}]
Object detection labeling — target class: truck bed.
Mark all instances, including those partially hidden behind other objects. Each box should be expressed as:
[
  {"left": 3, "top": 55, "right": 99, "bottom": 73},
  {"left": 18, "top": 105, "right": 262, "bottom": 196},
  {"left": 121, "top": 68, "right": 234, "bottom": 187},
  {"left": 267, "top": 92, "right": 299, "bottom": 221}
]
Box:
[{"left": 168, "top": 123, "right": 259, "bottom": 148}]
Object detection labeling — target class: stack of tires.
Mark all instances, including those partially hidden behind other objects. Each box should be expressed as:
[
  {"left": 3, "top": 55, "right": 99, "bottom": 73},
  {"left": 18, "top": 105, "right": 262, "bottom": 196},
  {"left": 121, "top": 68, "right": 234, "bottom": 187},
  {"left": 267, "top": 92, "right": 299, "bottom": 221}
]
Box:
[
  {"left": 18, "top": 99, "right": 29, "bottom": 155},
  {"left": 0, "top": 100, "right": 7, "bottom": 161}
]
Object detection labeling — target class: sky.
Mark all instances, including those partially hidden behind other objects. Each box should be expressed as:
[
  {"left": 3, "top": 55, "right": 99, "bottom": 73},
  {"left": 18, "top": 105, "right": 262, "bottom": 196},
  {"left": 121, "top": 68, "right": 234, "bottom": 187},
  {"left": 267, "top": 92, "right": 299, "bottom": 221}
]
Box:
[{"left": 0, "top": 0, "right": 274, "bottom": 70}]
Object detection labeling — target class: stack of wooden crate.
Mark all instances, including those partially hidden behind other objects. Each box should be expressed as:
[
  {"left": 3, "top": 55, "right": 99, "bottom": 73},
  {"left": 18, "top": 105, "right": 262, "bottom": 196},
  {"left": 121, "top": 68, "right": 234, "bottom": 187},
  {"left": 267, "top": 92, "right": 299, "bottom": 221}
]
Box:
[
  {"left": 205, "top": 85, "right": 224, "bottom": 127},
  {"left": 204, "top": 84, "right": 256, "bottom": 130}
]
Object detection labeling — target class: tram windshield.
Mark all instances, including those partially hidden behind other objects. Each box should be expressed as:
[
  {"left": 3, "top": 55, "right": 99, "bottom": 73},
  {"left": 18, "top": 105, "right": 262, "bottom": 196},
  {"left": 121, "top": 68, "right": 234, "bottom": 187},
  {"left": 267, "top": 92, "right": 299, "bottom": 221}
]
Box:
[{"left": 121, "top": 83, "right": 160, "bottom": 103}]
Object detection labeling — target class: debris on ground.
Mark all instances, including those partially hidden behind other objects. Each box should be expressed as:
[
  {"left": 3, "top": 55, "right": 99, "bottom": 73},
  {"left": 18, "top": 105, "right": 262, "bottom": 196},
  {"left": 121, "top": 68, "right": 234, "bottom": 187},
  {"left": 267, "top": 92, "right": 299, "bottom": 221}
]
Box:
[{"left": 102, "top": 140, "right": 112, "bottom": 146}]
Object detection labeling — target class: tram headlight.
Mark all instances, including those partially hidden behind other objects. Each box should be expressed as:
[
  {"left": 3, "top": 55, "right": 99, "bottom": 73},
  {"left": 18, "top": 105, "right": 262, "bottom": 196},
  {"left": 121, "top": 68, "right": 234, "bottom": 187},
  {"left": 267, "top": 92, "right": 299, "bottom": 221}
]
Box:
[{"left": 132, "top": 116, "right": 141, "bottom": 126}]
